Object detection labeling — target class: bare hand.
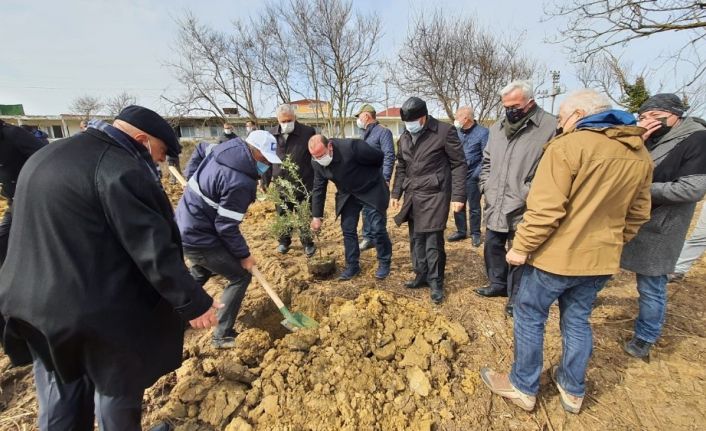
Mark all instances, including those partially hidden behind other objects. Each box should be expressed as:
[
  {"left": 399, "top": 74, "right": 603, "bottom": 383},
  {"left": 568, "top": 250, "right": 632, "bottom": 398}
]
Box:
[
  {"left": 506, "top": 249, "right": 528, "bottom": 266},
  {"left": 637, "top": 118, "right": 664, "bottom": 141},
  {"left": 390, "top": 198, "right": 400, "bottom": 210},
  {"left": 189, "top": 299, "right": 224, "bottom": 329},
  {"left": 310, "top": 217, "right": 322, "bottom": 233},
  {"left": 240, "top": 255, "right": 256, "bottom": 273},
  {"left": 451, "top": 201, "right": 464, "bottom": 212}
]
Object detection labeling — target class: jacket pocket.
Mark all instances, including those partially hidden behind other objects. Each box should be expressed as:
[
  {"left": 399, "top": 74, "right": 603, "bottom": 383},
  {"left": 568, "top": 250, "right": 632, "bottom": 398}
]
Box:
[
  {"left": 641, "top": 205, "right": 669, "bottom": 234},
  {"left": 412, "top": 173, "right": 441, "bottom": 192}
]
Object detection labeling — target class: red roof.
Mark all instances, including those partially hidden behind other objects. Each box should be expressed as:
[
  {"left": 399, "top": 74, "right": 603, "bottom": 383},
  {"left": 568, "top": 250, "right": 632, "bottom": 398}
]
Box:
[{"left": 376, "top": 107, "right": 401, "bottom": 118}]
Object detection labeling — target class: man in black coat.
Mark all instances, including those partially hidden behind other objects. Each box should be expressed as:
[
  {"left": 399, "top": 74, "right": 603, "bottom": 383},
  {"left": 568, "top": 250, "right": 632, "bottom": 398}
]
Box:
[
  {"left": 219, "top": 122, "right": 238, "bottom": 143},
  {"left": 0, "top": 106, "right": 219, "bottom": 429},
  {"left": 309, "top": 135, "right": 393, "bottom": 280},
  {"left": 391, "top": 97, "right": 467, "bottom": 304},
  {"left": 270, "top": 104, "right": 317, "bottom": 256},
  {"left": 0, "top": 119, "right": 46, "bottom": 265}
]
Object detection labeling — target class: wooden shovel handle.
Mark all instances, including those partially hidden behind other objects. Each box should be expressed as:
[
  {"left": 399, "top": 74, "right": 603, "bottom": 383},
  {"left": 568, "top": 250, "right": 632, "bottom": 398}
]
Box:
[
  {"left": 168, "top": 166, "right": 187, "bottom": 187},
  {"left": 252, "top": 266, "right": 286, "bottom": 309}
]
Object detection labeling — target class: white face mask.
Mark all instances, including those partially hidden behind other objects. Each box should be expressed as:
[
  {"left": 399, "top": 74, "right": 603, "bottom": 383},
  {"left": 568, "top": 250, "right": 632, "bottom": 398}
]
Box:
[
  {"left": 315, "top": 152, "right": 333, "bottom": 167},
  {"left": 356, "top": 117, "right": 366, "bottom": 130},
  {"left": 224, "top": 128, "right": 233, "bottom": 135},
  {"left": 280, "top": 121, "right": 294, "bottom": 134},
  {"left": 453, "top": 120, "right": 463, "bottom": 129},
  {"left": 405, "top": 120, "right": 423, "bottom": 134}
]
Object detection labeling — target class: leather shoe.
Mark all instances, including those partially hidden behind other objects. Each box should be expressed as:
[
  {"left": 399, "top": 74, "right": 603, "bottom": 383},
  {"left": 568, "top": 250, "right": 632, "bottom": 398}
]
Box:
[
  {"left": 304, "top": 244, "right": 316, "bottom": 258},
  {"left": 447, "top": 231, "right": 467, "bottom": 242},
  {"left": 359, "top": 238, "right": 375, "bottom": 251},
  {"left": 375, "top": 262, "right": 391, "bottom": 279},
  {"left": 474, "top": 285, "right": 508, "bottom": 297},
  {"left": 404, "top": 274, "right": 428, "bottom": 289},
  {"left": 338, "top": 266, "right": 361, "bottom": 281},
  {"left": 277, "top": 244, "right": 289, "bottom": 254},
  {"left": 430, "top": 282, "right": 444, "bottom": 304},
  {"left": 624, "top": 337, "right": 652, "bottom": 359},
  {"left": 471, "top": 235, "right": 482, "bottom": 248}
]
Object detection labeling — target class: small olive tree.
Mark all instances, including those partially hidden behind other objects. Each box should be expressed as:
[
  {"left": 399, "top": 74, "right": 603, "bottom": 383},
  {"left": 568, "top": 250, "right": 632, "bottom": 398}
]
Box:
[{"left": 266, "top": 156, "right": 313, "bottom": 245}]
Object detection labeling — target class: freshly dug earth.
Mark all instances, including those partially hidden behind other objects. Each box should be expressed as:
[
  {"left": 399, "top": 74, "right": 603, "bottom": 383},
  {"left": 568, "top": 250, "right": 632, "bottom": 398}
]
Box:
[{"left": 1, "top": 171, "right": 705, "bottom": 430}]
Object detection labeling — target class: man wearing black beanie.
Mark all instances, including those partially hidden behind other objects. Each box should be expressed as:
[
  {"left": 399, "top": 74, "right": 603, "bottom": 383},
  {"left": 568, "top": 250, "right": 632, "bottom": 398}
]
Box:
[{"left": 0, "top": 105, "right": 219, "bottom": 429}]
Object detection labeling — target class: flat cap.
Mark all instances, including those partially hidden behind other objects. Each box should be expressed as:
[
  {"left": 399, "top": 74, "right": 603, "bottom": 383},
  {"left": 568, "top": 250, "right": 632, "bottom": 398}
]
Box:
[
  {"left": 400, "top": 97, "right": 428, "bottom": 121},
  {"left": 117, "top": 105, "right": 181, "bottom": 157}
]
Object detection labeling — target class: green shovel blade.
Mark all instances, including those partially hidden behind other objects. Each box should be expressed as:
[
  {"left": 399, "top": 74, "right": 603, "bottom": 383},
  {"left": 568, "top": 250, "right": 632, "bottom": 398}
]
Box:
[{"left": 279, "top": 306, "right": 318, "bottom": 331}]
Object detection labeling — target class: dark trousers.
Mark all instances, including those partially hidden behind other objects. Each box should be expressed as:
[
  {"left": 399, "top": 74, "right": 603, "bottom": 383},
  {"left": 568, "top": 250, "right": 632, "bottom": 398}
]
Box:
[
  {"left": 408, "top": 218, "right": 446, "bottom": 284},
  {"left": 484, "top": 229, "right": 526, "bottom": 304},
  {"left": 452, "top": 179, "right": 482, "bottom": 237},
  {"left": 33, "top": 358, "right": 143, "bottom": 431},
  {"left": 340, "top": 197, "right": 392, "bottom": 268},
  {"left": 0, "top": 205, "right": 12, "bottom": 266},
  {"left": 184, "top": 245, "right": 252, "bottom": 339},
  {"left": 278, "top": 199, "right": 314, "bottom": 248}
]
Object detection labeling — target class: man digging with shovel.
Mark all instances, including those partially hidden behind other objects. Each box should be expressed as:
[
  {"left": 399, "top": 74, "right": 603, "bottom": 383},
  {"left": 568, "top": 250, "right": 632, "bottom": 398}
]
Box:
[{"left": 175, "top": 130, "right": 281, "bottom": 348}]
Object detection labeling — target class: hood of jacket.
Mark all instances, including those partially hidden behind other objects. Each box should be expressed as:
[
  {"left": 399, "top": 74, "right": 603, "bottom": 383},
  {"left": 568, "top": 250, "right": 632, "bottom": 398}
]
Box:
[{"left": 210, "top": 138, "right": 258, "bottom": 179}]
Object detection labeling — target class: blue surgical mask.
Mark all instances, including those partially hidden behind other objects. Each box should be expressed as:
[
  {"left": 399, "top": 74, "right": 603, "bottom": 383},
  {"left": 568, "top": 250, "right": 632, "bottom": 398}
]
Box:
[
  {"left": 256, "top": 161, "right": 270, "bottom": 176},
  {"left": 405, "top": 120, "right": 423, "bottom": 134}
]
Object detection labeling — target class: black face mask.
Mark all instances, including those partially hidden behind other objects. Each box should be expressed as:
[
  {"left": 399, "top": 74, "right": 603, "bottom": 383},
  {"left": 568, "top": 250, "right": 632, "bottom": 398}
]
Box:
[
  {"left": 650, "top": 125, "right": 672, "bottom": 140},
  {"left": 505, "top": 107, "right": 529, "bottom": 123},
  {"left": 555, "top": 127, "right": 563, "bottom": 136}
]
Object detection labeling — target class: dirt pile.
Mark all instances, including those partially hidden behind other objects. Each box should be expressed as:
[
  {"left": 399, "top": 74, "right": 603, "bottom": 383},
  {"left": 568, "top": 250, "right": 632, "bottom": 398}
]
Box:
[{"left": 155, "top": 289, "right": 476, "bottom": 430}]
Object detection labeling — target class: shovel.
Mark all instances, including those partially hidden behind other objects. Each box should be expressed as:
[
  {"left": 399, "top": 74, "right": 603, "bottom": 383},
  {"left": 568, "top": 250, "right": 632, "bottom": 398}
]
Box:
[
  {"left": 251, "top": 266, "right": 318, "bottom": 331},
  {"left": 168, "top": 166, "right": 187, "bottom": 187}
]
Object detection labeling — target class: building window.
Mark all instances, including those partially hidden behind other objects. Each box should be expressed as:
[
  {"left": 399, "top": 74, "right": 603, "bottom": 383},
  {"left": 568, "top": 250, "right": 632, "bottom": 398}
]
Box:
[
  {"left": 180, "top": 126, "right": 196, "bottom": 138},
  {"left": 51, "top": 125, "right": 64, "bottom": 138},
  {"left": 209, "top": 126, "right": 218, "bottom": 137}
]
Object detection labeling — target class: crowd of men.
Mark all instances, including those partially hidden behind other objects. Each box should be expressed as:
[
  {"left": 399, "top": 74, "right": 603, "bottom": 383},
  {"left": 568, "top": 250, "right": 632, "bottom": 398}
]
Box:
[{"left": 0, "top": 80, "right": 705, "bottom": 427}]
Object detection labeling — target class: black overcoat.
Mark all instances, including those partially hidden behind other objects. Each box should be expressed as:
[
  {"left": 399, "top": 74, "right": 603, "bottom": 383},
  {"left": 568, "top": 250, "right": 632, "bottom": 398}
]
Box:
[
  {"left": 0, "top": 128, "right": 212, "bottom": 396},
  {"left": 270, "top": 121, "right": 316, "bottom": 193}
]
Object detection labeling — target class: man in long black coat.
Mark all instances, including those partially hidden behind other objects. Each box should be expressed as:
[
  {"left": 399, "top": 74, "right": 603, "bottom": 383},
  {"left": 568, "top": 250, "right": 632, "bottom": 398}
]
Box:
[
  {"left": 391, "top": 97, "right": 467, "bottom": 304},
  {"left": 0, "top": 106, "right": 219, "bottom": 429},
  {"left": 309, "top": 135, "right": 393, "bottom": 281}
]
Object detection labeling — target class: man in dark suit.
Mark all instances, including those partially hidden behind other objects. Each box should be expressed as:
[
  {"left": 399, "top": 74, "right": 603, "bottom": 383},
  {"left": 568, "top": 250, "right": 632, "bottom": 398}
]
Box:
[{"left": 309, "top": 135, "right": 392, "bottom": 281}]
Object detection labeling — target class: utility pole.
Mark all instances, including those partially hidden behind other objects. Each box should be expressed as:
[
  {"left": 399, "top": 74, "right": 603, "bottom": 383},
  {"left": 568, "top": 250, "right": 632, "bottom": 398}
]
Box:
[{"left": 550, "top": 70, "right": 561, "bottom": 114}]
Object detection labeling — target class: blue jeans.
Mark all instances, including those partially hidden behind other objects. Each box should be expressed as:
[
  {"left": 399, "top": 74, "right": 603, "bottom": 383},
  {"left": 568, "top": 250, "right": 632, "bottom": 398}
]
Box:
[
  {"left": 361, "top": 205, "right": 376, "bottom": 243},
  {"left": 183, "top": 245, "right": 252, "bottom": 339},
  {"left": 452, "top": 179, "right": 482, "bottom": 236},
  {"left": 634, "top": 273, "right": 668, "bottom": 343},
  {"left": 341, "top": 197, "right": 392, "bottom": 268},
  {"left": 510, "top": 266, "right": 610, "bottom": 397}
]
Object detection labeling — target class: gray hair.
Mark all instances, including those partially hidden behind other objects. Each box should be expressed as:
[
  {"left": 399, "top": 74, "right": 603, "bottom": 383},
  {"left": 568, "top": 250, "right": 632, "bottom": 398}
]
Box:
[
  {"left": 500, "top": 80, "right": 534, "bottom": 100},
  {"left": 456, "top": 106, "right": 474, "bottom": 120},
  {"left": 561, "top": 89, "right": 612, "bottom": 117},
  {"left": 275, "top": 104, "right": 296, "bottom": 117}
]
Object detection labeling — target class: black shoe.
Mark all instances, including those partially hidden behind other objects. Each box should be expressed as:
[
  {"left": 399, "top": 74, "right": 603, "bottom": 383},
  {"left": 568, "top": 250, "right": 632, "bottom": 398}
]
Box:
[
  {"left": 447, "top": 232, "right": 467, "bottom": 242},
  {"left": 304, "top": 244, "right": 316, "bottom": 258},
  {"left": 212, "top": 336, "right": 236, "bottom": 349},
  {"left": 474, "top": 285, "right": 508, "bottom": 297},
  {"left": 338, "top": 266, "right": 361, "bottom": 281},
  {"left": 624, "top": 337, "right": 653, "bottom": 359},
  {"left": 277, "top": 244, "right": 290, "bottom": 254},
  {"left": 505, "top": 304, "right": 514, "bottom": 317},
  {"left": 359, "top": 238, "right": 375, "bottom": 251},
  {"left": 430, "top": 282, "right": 444, "bottom": 304},
  {"left": 471, "top": 235, "right": 482, "bottom": 248},
  {"left": 375, "top": 262, "right": 391, "bottom": 279},
  {"left": 404, "top": 274, "right": 428, "bottom": 289}
]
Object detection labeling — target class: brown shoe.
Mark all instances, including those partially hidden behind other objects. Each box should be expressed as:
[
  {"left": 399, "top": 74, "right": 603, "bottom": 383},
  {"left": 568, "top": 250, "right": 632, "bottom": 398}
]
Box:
[
  {"left": 550, "top": 366, "right": 583, "bottom": 414},
  {"left": 479, "top": 367, "right": 536, "bottom": 411}
]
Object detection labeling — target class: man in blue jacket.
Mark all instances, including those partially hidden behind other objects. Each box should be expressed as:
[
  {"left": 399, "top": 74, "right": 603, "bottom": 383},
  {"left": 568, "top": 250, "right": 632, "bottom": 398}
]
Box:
[
  {"left": 176, "top": 130, "right": 281, "bottom": 348},
  {"left": 354, "top": 104, "right": 396, "bottom": 252},
  {"left": 448, "top": 106, "right": 489, "bottom": 247}
]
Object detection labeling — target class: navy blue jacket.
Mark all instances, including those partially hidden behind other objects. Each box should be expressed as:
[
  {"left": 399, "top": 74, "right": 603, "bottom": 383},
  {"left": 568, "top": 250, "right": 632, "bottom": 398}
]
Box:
[
  {"left": 362, "top": 122, "right": 395, "bottom": 182},
  {"left": 176, "top": 138, "right": 257, "bottom": 258},
  {"left": 184, "top": 141, "right": 218, "bottom": 179},
  {"left": 459, "top": 123, "right": 489, "bottom": 181}
]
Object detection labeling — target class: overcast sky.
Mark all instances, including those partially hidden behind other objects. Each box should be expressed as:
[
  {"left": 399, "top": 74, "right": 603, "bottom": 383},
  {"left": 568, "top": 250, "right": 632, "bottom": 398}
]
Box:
[{"left": 1, "top": 0, "right": 698, "bottom": 116}]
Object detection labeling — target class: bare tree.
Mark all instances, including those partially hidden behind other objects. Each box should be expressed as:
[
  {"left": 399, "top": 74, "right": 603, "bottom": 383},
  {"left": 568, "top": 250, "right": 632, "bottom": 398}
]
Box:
[
  {"left": 167, "top": 12, "right": 258, "bottom": 120},
  {"left": 546, "top": 0, "right": 706, "bottom": 86},
  {"left": 106, "top": 92, "right": 138, "bottom": 116},
  {"left": 392, "top": 11, "right": 539, "bottom": 122},
  {"left": 69, "top": 95, "right": 103, "bottom": 119},
  {"left": 251, "top": 4, "right": 293, "bottom": 104}
]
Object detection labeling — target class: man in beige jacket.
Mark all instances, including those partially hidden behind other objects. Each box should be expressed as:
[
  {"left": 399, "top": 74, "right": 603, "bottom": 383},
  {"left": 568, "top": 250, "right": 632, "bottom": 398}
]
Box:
[{"left": 479, "top": 89, "right": 653, "bottom": 414}]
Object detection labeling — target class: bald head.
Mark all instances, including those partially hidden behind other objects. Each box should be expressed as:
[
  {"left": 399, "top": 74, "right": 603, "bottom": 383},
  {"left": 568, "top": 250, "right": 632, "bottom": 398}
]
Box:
[{"left": 308, "top": 134, "right": 328, "bottom": 153}]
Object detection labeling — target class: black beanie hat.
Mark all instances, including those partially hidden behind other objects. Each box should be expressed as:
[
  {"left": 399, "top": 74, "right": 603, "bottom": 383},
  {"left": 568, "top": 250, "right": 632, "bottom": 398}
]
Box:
[
  {"left": 117, "top": 105, "right": 181, "bottom": 157},
  {"left": 638, "top": 93, "right": 688, "bottom": 118},
  {"left": 400, "top": 97, "right": 428, "bottom": 121}
]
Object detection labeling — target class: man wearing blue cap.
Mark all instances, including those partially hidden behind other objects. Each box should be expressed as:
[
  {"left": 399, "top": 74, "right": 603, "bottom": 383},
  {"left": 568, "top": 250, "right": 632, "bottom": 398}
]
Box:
[
  {"left": 176, "top": 130, "right": 281, "bottom": 348},
  {"left": 0, "top": 105, "right": 219, "bottom": 429}
]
